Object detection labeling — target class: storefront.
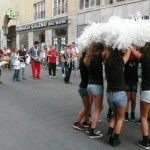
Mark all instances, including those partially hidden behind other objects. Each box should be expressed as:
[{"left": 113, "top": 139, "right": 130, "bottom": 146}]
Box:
[{"left": 16, "top": 17, "right": 69, "bottom": 51}]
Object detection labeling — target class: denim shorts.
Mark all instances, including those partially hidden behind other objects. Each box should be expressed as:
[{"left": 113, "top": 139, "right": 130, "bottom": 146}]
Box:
[
  {"left": 126, "top": 84, "right": 137, "bottom": 92},
  {"left": 141, "top": 91, "right": 150, "bottom": 103},
  {"left": 106, "top": 91, "right": 127, "bottom": 107},
  {"left": 78, "top": 87, "right": 88, "bottom": 98},
  {"left": 73, "top": 60, "right": 78, "bottom": 69},
  {"left": 87, "top": 84, "right": 104, "bottom": 95}
]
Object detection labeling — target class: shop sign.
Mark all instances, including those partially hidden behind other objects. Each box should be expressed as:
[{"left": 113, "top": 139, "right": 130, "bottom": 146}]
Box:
[{"left": 16, "top": 18, "right": 68, "bottom": 32}]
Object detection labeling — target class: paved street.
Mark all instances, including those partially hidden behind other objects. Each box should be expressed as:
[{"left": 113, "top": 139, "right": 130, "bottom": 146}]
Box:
[{"left": 0, "top": 65, "right": 143, "bottom": 150}]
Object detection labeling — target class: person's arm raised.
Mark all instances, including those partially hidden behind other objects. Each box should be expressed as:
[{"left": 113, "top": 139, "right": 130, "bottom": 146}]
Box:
[
  {"left": 129, "top": 46, "right": 141, "bottom": 61},
  {"left": 123, "top": 49, "right": 131, "bottom": 64}
]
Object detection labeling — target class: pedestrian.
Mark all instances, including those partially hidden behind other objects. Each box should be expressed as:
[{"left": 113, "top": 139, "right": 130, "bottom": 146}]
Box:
[
  {"left": 47, "top": 44, "right": 59, "bottom": 78},
  {"left": 64, "top": 44, "right": 75, "bottom": 84},
  {"left": 129, "top": 44, "right": 150, "bottom": 149},
  {"left": 124, "top": 53, "right": 139, "bottom": 121},
  {"left": 18, "top": 44, "right": 28, "bottom": 80},
  {"left": 105, "top": 48, "right": 131, "bottom": 146},
  {"left": 3, "top": 47, "right": 11, "bottom": 70},
  {"left": 72, "top": 42, "right": 79, "bottom": 77},
  {"left": 28, "top": 41, "right": 42, "bottom": 80},
  {"left": 84, "top": 42, "right": 105, "bottom": 138},
  {"left": 11, "top": 48, "right": 23, "bottom": 82},
  {"left": 73, "top": 51, "right": 90, "bottom": 130},
  {"left": 41, "top": 45, "right": 48, "bottom": 70},
  {"left": 60, "top": 45, "right": 67, "bottom": 78}
]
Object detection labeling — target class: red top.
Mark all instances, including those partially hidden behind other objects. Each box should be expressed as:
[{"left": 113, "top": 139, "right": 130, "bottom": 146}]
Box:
[{"left": 48, "top": 50, "right": 59, "bottom": 63}]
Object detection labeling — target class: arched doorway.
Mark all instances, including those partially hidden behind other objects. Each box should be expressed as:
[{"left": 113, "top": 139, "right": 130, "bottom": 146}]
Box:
[{"left": 2, "top": 15, "right": 17, "bottom": 49}]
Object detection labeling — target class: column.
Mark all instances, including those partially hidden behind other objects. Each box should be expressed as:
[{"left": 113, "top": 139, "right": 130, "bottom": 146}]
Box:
[
  {"left": 28, "top": 32, "right": 33, "bottom": 49},
  {"left": 16, "top": 34, "right": 19, "bottom": 49},
  {"left": 101, "top": 0, "right": 105, "bottom": 5},
  {"left": 45, "top": 29, "right": 52, "bottom": 46}
]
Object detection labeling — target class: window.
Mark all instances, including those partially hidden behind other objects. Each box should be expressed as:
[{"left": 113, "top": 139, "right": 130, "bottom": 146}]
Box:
[
  {"left": 34, "top": 1, "right": 45, "bottom": 20},
  {"left": 79, "top": 0, "right": 100, "bottom": 10},
  {"left": 53, "top": 0, "right": 68, "bottom": 16}
]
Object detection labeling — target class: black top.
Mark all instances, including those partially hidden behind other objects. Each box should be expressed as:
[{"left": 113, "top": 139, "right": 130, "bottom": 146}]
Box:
[
  {"left": 18, "top": 50, "right": 26, "bottom": 62},
  {"left": 105, "top": 58, "right": 125, "bottom": 92},
  {"left": 87, "top": 54, "right": 103, "bottom": 85},
  {"left": 124, "top": 59, "right": 139, "bottom": 85},
  {"left": 141, "top": 55, "right": 150, "bottom": 90},
  {"left": 79, "top": 52, "right": 89, "bottom": 88}
]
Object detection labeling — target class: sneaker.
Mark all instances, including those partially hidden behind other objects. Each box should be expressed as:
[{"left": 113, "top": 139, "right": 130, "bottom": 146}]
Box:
[
  {"left": 136, "top": 119, "right": 141, "bottom": 125},
  {"left": 49, "top": 75, "right": 52, "bottom": 78},
  {"left": 22, "top": 77, "right": 27, "bottom": 80},
  {"left": 110, "top": 138, "right": 121, "bottom": 147},
  {"left": 131, "top": 112, "right": 135, "bottom": 122},
  {"left": 88, "top": 130, "right": 103, "bottom": 139},
  {"left": 73, "top": 122, "right": 84, "bottom": 131},
  {"left": 62, "top": 74, "right": 65, "bottom": 78},
  {"left": 137, "top": 140, "right": 150, "bottom": 149},
  {"left": 106, "top": 134, "right": 113, "bottom": 143},
  {"left": 124, "top": 112, "right": 129, "bottom": 121},
  {"left": 82, "top": 121, "right": 90, "bottom": 128},
  {"left": 53, "top": 76, "right": 56, "bottom": 78}
]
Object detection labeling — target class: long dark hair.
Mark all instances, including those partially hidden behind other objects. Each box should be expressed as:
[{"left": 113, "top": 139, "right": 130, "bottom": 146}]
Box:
[
  {"left": 105, "top": 48, "right": 123, "bottom": 66},
  {"left": 142, "top": 42, "right": 150, "bottom": 58},
  {"left": 84, "top": 42, "right": 104, "bottom": 66}
]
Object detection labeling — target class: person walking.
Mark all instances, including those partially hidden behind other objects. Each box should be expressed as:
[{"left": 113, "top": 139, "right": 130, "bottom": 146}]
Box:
[{"left": 28, "top": 41, "right": 42, "bottom": 80}]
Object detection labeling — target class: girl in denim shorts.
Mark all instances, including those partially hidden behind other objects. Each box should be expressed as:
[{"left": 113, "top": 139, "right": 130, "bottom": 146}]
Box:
[
  {"left": 73, "top": 51, "right": 90, "bottom": 130},
  {"left": 84, "top": 42, "right": 107, "bottom": 139},
  {"left": 130, "top": 44, "right": 150, "bottom": 149},
  {"left": 105, "top": 48, "right": 131, "bottom": 146}
]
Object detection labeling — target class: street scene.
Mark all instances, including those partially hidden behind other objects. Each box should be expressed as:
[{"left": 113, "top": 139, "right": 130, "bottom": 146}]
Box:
[
  {"left": 0, "top": 0, "right": 150, "bottom": 150},
  {"left": 0, "top": 66, "right": 143, "bottom": 150}
]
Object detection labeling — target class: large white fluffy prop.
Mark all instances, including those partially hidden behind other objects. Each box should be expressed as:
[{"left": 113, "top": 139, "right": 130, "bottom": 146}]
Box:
[{"left": 77, "top": 15, "right": 150, "bottom": 52}]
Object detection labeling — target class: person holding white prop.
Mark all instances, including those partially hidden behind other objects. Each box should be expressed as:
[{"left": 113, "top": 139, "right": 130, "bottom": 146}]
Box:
[{"left": 11, "top": 48, "right": 23, "bottom": 82}]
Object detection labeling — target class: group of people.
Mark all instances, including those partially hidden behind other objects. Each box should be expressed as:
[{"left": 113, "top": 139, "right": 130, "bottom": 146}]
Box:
[
  {"left": 0, "top": 41, "right": 80, "bottom": 84},
  {"left": 73, "top": 42, "right": 150, "bottom": 149}
]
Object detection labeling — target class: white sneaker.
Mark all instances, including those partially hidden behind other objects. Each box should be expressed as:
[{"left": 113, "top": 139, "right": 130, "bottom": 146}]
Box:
[
  {"left": 49, "top": 75, "right": 52, "bottom": 78},
  {"left": 62, "top": 74, "right": 65, "bottom": 78},
  {"left": 53, "top": 76, "right": 56, "bottom": 78}
]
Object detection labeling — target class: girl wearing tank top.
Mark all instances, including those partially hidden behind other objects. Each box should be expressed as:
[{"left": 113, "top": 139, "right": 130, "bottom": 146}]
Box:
[
  {"left": 84, "top": 42, "right": 106, "bottom": 138},
  {"left": 129, "top": 43, "right": 150, "bottom": 149},
  {"left": 105, "top": 48, "right": 131, "bottom": 146}
]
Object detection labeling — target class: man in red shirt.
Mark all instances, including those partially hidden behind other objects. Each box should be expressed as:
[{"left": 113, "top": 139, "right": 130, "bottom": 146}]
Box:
[{"left": 47, "top": 45, "right": 59, "bottom": 78}]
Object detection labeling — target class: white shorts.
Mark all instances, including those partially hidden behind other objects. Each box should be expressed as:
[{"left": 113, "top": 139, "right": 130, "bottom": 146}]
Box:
[{"left": 141, "top": 91, "right": 150, "bottom": 103}]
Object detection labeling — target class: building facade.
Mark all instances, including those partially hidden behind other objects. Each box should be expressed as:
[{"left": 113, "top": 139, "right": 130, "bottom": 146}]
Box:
[{"left": 0, "top": 0, "right": 150, "bottom": 51}]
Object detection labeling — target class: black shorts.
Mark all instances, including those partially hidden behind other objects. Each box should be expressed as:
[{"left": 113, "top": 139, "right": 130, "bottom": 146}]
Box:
[{"left": 125, "top": 84, "right": 137, "bottom": 92}]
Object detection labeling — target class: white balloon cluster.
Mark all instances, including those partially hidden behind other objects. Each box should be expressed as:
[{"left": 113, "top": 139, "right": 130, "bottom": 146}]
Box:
[{"left": 77, "top": 15, "right": 150, "bottom": 52}]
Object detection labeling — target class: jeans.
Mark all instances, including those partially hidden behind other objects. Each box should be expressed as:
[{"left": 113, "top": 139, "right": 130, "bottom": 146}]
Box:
[
  {"left": 13, "top": 69, "right": 20, "bottom": 81},
  {"left": 61, "top": 61, "right": 66, "bottom": 74},
  {"left": 49, "top": 62, "right": 56, "bottom": 76},
  {"left": 19, "top": 67, "right": 25, "bottom": 78},
  {"left": 107, "top": 91, "right": 127, "bottom": 107},
  {"left": 64, "top": 61, "right": 72, "bottom": 83}
]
